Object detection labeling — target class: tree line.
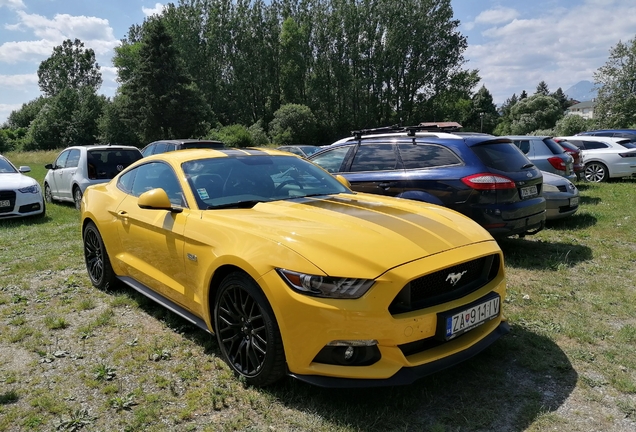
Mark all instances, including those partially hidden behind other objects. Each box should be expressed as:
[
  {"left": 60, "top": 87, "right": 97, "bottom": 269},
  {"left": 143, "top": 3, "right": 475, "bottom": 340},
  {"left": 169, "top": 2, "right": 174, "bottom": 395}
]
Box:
[{"left": 2, "top": 0, "right": 636, "bottom": 152}]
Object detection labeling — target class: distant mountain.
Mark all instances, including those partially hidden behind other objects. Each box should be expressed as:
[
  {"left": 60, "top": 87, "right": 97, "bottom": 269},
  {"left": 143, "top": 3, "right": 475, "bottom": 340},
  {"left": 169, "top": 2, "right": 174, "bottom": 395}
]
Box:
[{"left": 564, "top": 80, "right": 597, "bottom": 102}]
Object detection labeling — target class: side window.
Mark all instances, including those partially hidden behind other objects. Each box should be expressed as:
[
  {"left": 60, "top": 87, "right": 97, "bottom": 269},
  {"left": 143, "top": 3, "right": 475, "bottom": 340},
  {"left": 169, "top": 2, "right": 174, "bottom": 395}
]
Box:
[
  {"left": 350, "top": 144, "right": 397, "bottom": 172},
  {"left": 514, "top": 140, "right": 531, "bottom": 154},
  {"left": 153, "top": 143, "right": 168, "bottom": 154},
  {"left": 583, "top": 141, "right": 608, "bottom": 149},
  {"left": 141, "top": 144, "right": 155, "bottom": 157},
  {"left": 567, "top": 140, "right": 584, "bottom": 149},
  {"left": 167, "top": 144, "right": 177, "bottom": 152},
  {"left": 131, "top": 162, "right": 185, "bottom": 206},
  {"left": 398, "top": 144, "right": 462, "bottom": 169},
  {"left": 55, "top": 150, "right": 70, "bottom": 168},
  {"left": 66, "top": 149, "right": 81, "bottom": 168},
  {"left": 531, "top": 139, "right": 550, "bottom": 156},
  {"left": 117, "top": 169, "right": 137, "bottom": 194},
  {"left": 310, "top": 146, "right": 354, "bottom": 173}
]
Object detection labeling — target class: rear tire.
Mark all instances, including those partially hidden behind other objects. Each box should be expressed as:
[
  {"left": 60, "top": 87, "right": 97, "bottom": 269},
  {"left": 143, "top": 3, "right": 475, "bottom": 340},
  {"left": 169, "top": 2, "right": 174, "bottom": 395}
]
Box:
[
  {"left": 73, "top": 187, "right": 83, "bottom": 210},
  {"left": 584, "top": 162, "right": 608, "bottom": 182},
  {"left": 83, "top": 222, "right": 117, "bottom": 290},
  {"left": 214, "top": 272, "right": 286, "bottom": 387}
]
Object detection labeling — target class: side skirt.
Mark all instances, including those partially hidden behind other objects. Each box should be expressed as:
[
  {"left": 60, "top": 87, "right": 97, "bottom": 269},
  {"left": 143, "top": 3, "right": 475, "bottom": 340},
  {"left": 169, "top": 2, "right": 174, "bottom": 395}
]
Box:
[{"left": 118, "top": 276, "right": 212, "bottom": 334}]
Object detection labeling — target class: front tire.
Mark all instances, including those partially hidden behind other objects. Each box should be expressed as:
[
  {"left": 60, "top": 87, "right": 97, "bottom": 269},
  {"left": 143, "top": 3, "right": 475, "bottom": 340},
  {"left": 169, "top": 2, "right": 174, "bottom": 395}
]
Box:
[
  {"left": 83, "top": 222, "right": 117, "bottom": 290},
  {"left": 44, "top": 183, "right": 53, "bottom": 203},
  {"left": 214, "top": 272, "right": 286, "bottom": 386},
  {"left": 73, "top": 187, "right": 83, "bottom": 210},
  {"left": 584, "top": 162, "right": 609, "bottom": 182}
]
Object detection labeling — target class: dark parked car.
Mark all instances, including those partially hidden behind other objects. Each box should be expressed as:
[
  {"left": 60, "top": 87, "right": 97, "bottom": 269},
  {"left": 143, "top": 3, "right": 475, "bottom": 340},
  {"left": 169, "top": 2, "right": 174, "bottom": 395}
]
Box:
[
  {"left": 503, "top": 136, "right": 576, "bottom": 181},
  {"left": 141, "top": 139, "right": 224, "bottom": 157},
  {"left": 308, "top": 125, "right": 546, "bottom": 238},
  {"left": 553, "top": 139, "right": 584, "bottom": 180}
]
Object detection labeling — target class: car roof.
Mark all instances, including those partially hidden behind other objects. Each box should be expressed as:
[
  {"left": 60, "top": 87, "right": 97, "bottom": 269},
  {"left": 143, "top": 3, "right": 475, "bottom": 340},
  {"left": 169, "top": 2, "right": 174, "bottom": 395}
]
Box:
[
  {"left": 63, "top": 144, "right": 141, "bottom": 151},
  {"left": 151, "top": 139, "right": 224, "bottom": 144},
  {"left": 141, "top": 147, "right": 294, "bottom": 164}
]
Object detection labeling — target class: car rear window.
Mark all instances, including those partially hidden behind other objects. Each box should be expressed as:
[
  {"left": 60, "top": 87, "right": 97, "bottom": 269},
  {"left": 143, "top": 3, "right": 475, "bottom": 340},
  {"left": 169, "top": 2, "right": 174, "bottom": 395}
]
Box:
[
  {"left": 398, "top": 143, "right": 462, "bottom": 169},
  {"left": 543, "top": 138, "right": 566, "bottom": 154},
  {"left": 87, "top": 149, "right": 143, "bottom": 180},
  {"left": 470, "top": 142, "right": 533, "bottom": 172}
]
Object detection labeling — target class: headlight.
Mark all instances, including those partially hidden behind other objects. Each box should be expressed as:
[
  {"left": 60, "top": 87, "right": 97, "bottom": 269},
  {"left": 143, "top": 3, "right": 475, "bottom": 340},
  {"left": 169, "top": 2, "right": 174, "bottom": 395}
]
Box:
[
  {"left": 18, "top": 184, "right": 40, "bottom": 194},
  {"left": 543, "top": 183, "right": 560, "bottom": 193},
  {"left": 277, "top": 269, "right": 374, "bottom": 299}
]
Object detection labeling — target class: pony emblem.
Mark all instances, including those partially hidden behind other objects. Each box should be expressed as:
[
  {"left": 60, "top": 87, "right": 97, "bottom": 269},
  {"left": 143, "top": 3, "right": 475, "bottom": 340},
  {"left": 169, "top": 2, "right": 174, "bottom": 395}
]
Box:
[{"left": 446, "top": 270, "right": 467, "bottom": 286}]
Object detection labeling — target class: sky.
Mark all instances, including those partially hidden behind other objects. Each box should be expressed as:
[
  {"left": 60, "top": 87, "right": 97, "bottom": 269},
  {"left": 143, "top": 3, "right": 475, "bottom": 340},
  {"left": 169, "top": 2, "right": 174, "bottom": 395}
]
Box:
[{"left": 1, "top": 0, "right": 636, "bottom": 124}]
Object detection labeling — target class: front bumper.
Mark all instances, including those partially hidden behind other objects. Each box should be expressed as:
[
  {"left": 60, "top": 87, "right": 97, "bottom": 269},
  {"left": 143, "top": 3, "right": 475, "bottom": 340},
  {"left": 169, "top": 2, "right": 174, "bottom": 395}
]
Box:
[
  {"left": 545, "top": 193, "right": 579, "bottom": 220},
  {"left": 259, "top": 241, "right": 507, "bottom": 385},
  {"left": 0, "top": 190, "right": 44, "bottom": 219}
]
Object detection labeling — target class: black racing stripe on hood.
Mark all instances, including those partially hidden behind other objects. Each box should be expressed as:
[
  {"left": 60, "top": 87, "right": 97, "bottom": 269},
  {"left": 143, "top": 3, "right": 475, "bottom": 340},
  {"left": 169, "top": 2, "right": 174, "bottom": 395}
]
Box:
[
  {"left": 217, "top": 149, "right": 253, "bottom": 156},
  {"left": 299, "top": 196, "right": 465, "bottom": 247}
]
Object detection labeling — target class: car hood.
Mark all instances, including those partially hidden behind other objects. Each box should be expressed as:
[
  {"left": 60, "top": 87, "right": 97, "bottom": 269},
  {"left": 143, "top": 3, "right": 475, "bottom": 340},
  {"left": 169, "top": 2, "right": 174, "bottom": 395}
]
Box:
[
  {"left": 203, "top": 193, "right": 494, "bottom": 277},
  {"left": 0, "top": 173, "right": 38, "bottom": 189}
]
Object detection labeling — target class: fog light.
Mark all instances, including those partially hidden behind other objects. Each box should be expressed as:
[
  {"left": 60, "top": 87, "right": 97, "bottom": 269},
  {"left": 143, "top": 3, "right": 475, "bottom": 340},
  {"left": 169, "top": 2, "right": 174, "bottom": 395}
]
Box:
[
  {"left": 313, "top": 340, "right": 381, "bottom": 366},
  {"left": 344, "top": 346, "right": 355, "bottom": 360}
]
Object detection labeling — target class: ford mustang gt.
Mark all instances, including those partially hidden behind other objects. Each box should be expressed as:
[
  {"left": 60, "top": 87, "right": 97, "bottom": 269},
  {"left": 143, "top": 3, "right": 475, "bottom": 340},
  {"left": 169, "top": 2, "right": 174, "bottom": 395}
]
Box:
[{"left": 80, "top": 148, "right": 509, "bottom": 387}]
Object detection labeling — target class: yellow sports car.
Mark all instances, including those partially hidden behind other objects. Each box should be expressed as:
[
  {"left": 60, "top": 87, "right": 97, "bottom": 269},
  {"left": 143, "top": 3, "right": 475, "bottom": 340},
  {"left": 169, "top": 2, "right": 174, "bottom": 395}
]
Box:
[{"left": 81, "top": 148, "right": 509, "bottom": 387}]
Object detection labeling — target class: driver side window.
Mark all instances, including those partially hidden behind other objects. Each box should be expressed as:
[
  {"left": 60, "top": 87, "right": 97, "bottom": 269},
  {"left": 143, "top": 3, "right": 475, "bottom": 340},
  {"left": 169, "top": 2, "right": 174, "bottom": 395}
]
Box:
[
  {"left": 130, "top": 162, "right": 185, "bottom": 207},
  {"left": 309, "top": 145, "right": 353, "bottom": 173}
]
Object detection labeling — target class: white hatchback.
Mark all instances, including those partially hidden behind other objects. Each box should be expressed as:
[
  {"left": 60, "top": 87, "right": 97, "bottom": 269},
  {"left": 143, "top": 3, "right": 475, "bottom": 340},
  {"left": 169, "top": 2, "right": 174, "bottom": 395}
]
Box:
[
  {"left": 0, "top": 155, "right": 45, "bottom": 219},
  {"left": 44, "top": 145, "right": 143, "bottom": 209},
  {"left": 554, "top": 136, "right": 636, "bottom": 182}
]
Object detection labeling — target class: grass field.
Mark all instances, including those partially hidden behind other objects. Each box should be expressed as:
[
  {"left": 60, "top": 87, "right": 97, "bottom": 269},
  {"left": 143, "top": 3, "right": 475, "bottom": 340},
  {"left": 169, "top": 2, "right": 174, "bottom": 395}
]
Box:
[{"left": 1, "top": 150, "right": 635, "bottom": 431}]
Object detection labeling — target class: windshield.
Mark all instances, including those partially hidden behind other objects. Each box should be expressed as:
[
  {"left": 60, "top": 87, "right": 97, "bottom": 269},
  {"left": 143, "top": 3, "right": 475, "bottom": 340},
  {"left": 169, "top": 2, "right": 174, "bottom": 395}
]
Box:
[
  {"left": 0, "top": 157, "right": 18, "bottom": 174},
  {"left": 182, "top": 155, "right": 351, "bottom": 209}
]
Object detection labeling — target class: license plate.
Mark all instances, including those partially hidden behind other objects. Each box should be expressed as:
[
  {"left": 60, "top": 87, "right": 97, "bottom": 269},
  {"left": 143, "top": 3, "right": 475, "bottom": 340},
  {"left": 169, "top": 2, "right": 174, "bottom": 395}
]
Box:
[
  {"left": 440, "top": 294, "right": 500, "bottom": 340},
  {"left": 520, "top": 185, "right": 538, "bottom": 198},
  {"left": 0, "top": 200, "right": 10, "bottom": 208},
  {"left": 569, "top": 196, "right": 579, "bottom": 207}
]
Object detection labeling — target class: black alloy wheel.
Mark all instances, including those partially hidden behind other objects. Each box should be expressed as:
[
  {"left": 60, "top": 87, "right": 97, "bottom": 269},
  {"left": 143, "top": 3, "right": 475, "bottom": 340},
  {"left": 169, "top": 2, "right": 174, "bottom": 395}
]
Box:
[
  {"left": 83, "top": 222, "right": 117, "bottom": 290},
  {"left": 214, "top": 273, "right": 285, "bottom": 386}
]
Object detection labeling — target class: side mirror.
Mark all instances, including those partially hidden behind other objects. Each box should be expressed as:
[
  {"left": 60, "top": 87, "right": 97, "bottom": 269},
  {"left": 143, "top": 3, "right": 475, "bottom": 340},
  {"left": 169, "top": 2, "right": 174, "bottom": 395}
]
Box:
[
  {"left": 138, "top": 188, "right": 182, "bottom": 213},
  {"left": 45, "top": 163, "right": 54, "bottom": 170},
  {"left": 334, "top": 175, "right": 351, "bottom": 189},
  {"left": 19, "top": 166, "right": 31, "bottom": 173}
]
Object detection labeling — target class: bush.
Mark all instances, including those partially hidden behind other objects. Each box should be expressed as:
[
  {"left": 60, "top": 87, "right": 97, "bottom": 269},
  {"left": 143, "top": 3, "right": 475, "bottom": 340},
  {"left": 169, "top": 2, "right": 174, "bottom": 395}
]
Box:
[
  {"left": 206, "top": 124, "right": 253, "bottom": 148},
  {"left": 269, "top": 104, "right": 317, "bottom": 145}
]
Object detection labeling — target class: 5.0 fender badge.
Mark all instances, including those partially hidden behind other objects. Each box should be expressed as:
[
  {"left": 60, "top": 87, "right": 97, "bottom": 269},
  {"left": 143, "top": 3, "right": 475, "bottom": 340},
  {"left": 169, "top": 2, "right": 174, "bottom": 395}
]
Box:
[{"left": 446, "top": 270, "right": 467, "bottom": 286}]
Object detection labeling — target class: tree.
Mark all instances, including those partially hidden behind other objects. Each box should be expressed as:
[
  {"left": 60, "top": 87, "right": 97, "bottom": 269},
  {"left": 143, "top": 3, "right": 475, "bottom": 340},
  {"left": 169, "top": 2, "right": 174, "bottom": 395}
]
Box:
[
  {"left": 554, "top": 114, "right": 595, "bottom": 136},
  {"left": 6, "top": 97, "right": 49, "bottom": 128},
  {"left": 550, "top": 87, "right": 570, "bottom": 112},
  {"left": 594, "top": 37, "right": 636, "bottom": 128},
  {"left": 535, "top": 81, "right": 550, "bottom": 96},
  {"left": 279, "top": 17, "right": 308, "bottom": 104},
  {"left": 461, "top": 86, "right": 499, "bottom": 133},
  {"left": 117, "top": 18, "right": 212, "bottom": 144},
  {"left": 37, "top": 39, "right": 102, "bottom": 97},
  {"left": 519, "top": 90, "right": 528, "bottom": 99},
  {"left": 269, "top": 104, "right": 317, "bottom": 145},
  {"left": 508, "top": 95, "right": 563, "bottom": 135}
]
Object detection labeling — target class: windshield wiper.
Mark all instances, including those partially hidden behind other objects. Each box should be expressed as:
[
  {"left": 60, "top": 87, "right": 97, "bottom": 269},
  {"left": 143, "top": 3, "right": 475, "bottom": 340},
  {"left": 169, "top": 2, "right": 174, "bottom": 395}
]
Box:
[{"left": 207, "top": 200, "right": 265, "bottom": 209}]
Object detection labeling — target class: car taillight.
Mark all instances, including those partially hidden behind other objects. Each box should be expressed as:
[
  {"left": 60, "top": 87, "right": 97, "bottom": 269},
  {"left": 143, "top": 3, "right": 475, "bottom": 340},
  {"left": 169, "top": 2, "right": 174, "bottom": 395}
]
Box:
[
  {"left": 461, "top": 173, "right": 516, "bottom": 190},
  {"left": 547, "top": 156, "right": 567, "bottom": 171},
  {"left": 618, "top": 152, "right": 636, "bottom": 158}
]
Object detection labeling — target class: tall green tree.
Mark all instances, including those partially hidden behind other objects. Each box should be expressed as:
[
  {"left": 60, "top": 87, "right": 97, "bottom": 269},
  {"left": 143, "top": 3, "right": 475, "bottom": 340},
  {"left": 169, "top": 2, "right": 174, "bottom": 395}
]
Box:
[
  {"left": 463, "top": 85, "right": 499, "bottom": 133},
  {"left": 535, "top": 81, "right": 550, "bottom": 96},
  {"left": 5, "top": 97, "right": 49, "bottom": 128},
  {"left": 550, "top": 87, "right": 570, "bottom": 112},
  {"left": 117, "top": 18, "right": 212, "bottom": 144},
  {"left": 37, "top": 39, "right": 102, "bottom": 97},
  {"left": 594, "top": 37, "right": 636, "bottom": 128},
  {"left": 279, "top": 17, "right": 308, "bottom": 104}
]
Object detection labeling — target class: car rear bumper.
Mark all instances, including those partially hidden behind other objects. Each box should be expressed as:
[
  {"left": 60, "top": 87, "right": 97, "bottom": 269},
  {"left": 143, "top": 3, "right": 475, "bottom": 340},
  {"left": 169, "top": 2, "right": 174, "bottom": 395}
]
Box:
[{"left": 468, "top": 198, "right": 546, "bottom": 237}]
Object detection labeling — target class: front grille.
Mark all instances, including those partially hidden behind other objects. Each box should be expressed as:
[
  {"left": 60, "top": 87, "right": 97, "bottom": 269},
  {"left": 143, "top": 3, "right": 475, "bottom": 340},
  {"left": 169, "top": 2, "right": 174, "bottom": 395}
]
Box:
[
  {"left": 389, "top": 254, "right": 500, "bottom": 315},
  {"left": 0, "top": 190, "right": 17, "bottom": 214}
]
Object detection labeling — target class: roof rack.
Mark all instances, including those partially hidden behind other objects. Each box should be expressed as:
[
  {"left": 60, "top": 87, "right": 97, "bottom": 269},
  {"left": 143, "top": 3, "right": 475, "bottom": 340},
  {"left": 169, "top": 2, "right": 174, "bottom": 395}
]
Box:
[{"left": 351, "top": 122, "right": 462, "bottom": 139}]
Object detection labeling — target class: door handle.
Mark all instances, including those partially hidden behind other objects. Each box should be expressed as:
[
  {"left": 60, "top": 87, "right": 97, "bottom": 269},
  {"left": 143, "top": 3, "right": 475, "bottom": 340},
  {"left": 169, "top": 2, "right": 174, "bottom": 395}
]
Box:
[
  {"left": 117, "top": 210, "right": 129, "bottom": 219},
  {"left": 377, "top": 182, "right": 392, "bottom": 190}
]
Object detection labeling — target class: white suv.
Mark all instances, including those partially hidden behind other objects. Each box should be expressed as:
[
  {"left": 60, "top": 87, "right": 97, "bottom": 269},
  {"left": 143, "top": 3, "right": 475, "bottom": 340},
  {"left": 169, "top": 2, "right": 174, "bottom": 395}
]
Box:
[{"left": 44, "top": 145, "right": 142, "bottom": 209}]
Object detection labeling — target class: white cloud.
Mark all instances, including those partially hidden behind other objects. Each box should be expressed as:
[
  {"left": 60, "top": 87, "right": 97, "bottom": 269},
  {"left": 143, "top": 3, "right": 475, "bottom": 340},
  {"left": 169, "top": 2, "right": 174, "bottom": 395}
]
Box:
[
  {"left": 0, "top": 0, "right": 25, "bottom": 10},
  {"left": 0, "top": 72, "right": 37, "bottom": 87},
  {"left": 465, "top": 0, "right": 636, "bottom": 103},
  {"left": 475, "top": 7, "right": 520, "bottom": 25},
  {"left": 142, "top": 3, "right": 165, "bottom": 17}
]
